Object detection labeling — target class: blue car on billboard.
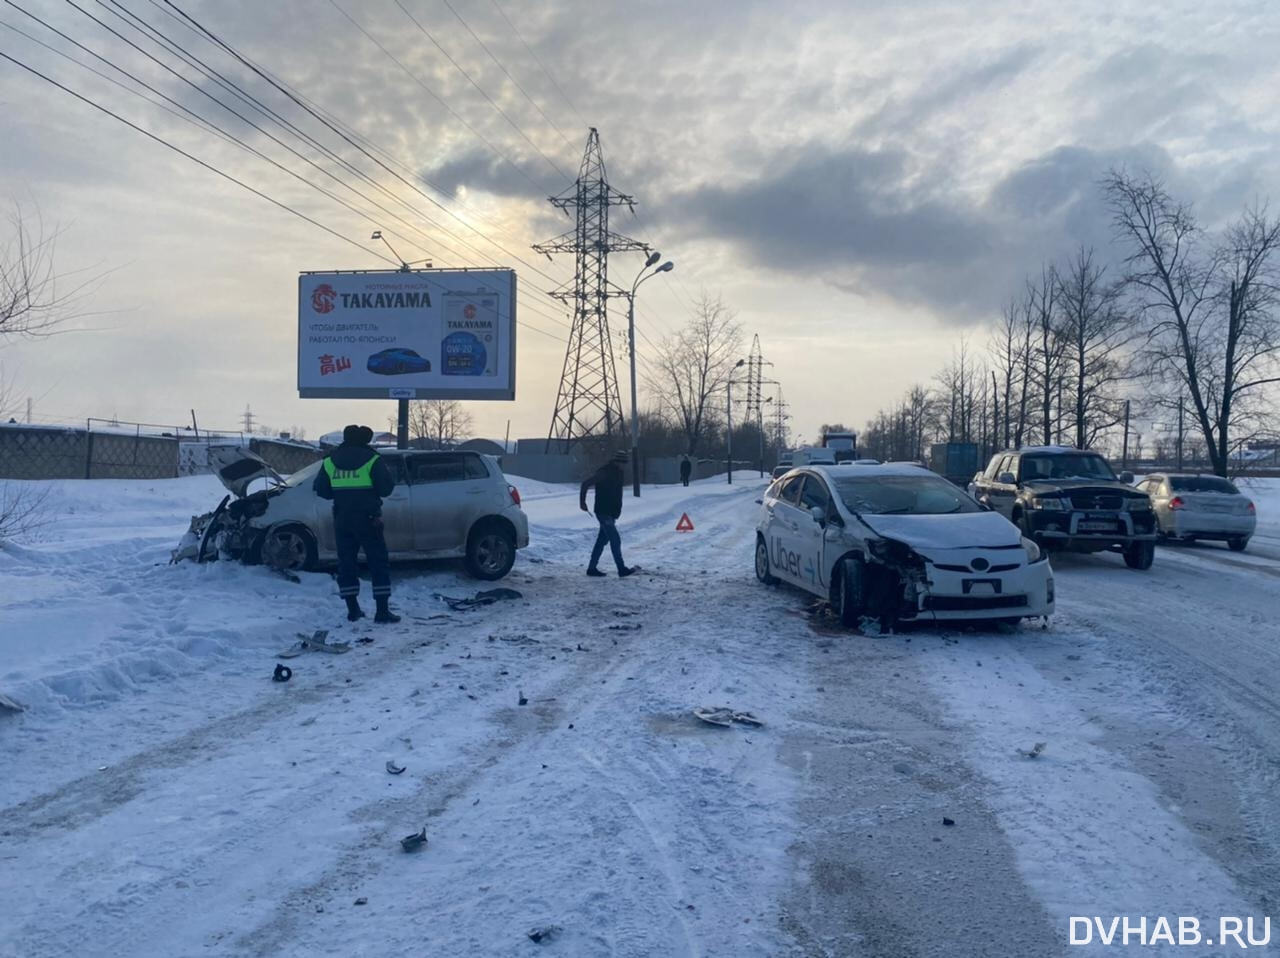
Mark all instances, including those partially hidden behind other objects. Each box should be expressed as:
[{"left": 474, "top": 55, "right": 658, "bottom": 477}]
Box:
[{"left": 367, "top": 348, "right": 431, "bottom": 375}]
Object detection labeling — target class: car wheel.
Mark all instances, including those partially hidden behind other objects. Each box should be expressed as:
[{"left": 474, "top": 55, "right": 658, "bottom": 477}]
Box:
[
  {"left": 1123, "top": 540, "right": 1155, "bottom": 570},
  {"left": 466, "top": 522, "right": 516, "bottom": 580},
  {"left": 1015, "top": 510, "right": 1041, "bottom": 546},
  {"left": 258, "top": 524, "right": 318, "bottom": 572},
  {"left": 755, "top": 536, "right": 778, "bottom": 585},
  {"left": 1228, "top": 535, "right": 1250, "bottom": 552},
  {"left": 832, "top": 556, "right": 865, "bottom": 628}
]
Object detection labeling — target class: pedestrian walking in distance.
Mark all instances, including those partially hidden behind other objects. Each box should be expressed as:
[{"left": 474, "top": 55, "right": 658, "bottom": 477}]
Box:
[
  {"left": 313, "top": 424, "right": 400, "bottom": 623},
  {"left": 580, "top": 450, "right": 635, "bottom": 578},
  {"left": 679, "top": 454, "right": 693, "bottom": 487}
]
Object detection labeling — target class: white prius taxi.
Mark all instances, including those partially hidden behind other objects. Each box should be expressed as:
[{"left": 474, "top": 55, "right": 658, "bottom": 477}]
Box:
[{"left": 755, "top": 463, "right": 1054, "bottom": 627}]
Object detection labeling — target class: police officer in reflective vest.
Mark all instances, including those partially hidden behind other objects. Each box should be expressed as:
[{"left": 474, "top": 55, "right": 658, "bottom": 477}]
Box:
[{"left": 313, "top": 424, "right": 399, "bottom": 623}]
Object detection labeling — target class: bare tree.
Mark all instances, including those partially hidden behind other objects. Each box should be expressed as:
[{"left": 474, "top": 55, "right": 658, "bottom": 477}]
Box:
[
  {"left": 1, "top": 202, "right": 99, "bottom": 338},
  {"left": 989, "top": 300, "right": 1025, "bottom": 449},
  {"left": 1055, "top": 246, "right": 1135, "bottom": 448},
  {"left": 1024, "top": 266, "right": 1065, "bottom": 445},
  {"left": 0, "top": 481, "right": 50, "bottom": 543},
  {"left": 646, "top": 294, "right": 743, "bottom": 456},
  {"left": 1105, "top": 170, "right": 1280, "bottom": 476},
  {"left": 408, "top": 399, "right": 474, "bottom": 447}
]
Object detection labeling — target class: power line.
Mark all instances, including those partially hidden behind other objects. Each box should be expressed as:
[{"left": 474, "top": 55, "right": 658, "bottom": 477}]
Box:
[
  {"left": 322, "top": 0, "right": 553, "bottom": 198},
  {"left": 440, "top": 0, "right": 577, "bottom": 151},
  {"left": 391, "top": 0, "right": 570, "bottom": 181},
  {"left": 488, "top": 0, "right": 587, "bottom": 129},
  {"left": 0, "top": 46, "right": 395, "bottom": 265},
  {"left": 0, "top": 45, "right": 569, "bottom": 344},
  {"left": 156, "top": 0, "right": 577, "bottom": 327}
]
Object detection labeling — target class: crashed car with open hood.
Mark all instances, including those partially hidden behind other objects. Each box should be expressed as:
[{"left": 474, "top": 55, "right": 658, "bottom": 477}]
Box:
[
  {"left": 755, "top": 463, "right": 1053, "bottom": 628},
  {"left": 173, "top": 445, "right": 529, "bottom": 580}
]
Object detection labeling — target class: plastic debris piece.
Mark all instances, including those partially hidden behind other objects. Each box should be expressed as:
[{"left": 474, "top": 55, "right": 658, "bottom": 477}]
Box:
[{"left": 386, "top": 760, "right": 405, "bottom": 775}]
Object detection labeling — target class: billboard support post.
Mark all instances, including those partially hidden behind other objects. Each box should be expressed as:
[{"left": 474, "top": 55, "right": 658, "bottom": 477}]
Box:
[{"left": 397, "top": 398, "right": 409, "bottom": 450}]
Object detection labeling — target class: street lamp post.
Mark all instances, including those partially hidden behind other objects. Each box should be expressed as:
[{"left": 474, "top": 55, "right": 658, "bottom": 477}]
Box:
[{"left": 626, "top": 253, "right": 674, "bottom": 497}]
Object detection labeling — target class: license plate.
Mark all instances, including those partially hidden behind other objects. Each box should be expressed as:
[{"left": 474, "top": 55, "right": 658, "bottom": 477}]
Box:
[
  {"left": 1079, "top": 521, "right": 1116, "bottom": 531},
  {"left": 963, "top": 580, "right": 997, "bottom": 594}
]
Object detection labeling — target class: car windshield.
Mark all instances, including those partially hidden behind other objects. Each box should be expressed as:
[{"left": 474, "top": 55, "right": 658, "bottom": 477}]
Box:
[
  {"left": 1020, "top": 454, "right": 1116, "bottom": 481},
  {"left": 832, "top": 476, "right": 981, "bottom": 515},
  {"left": 1169, "top": 476, "right": 1238, "bottom": 494}
]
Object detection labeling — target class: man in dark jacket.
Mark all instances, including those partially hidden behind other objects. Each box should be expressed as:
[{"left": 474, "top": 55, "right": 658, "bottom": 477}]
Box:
[
  {"left": 580, "top": 450, "right": 635, "bottom": 578},
  {"left": 679, "top": 455, "right": 692, "bottom": 487},
  {"left": 313, "top": 424, "right": 399, "bottom": 623}
]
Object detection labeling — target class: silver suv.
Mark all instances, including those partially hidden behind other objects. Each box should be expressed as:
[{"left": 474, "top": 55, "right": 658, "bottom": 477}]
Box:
[{"left": 174, "top": 446, "right": 529, "bottom": 579}]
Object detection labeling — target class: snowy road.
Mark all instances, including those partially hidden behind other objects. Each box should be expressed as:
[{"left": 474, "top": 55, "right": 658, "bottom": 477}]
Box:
[{"left": 2, "top": 476, "right": 1278, "bottom": 956}]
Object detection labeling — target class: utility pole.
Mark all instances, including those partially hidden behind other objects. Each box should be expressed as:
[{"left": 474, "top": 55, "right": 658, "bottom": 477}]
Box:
[
  {"left": 534, "top": 129, "right": 647, "bottom": 451},
  {"left": 26, "top": 397, "right": 33, "bottom": 424},
  {"left": 727, "top": 359, "right": 745, "bottom": 484},
  {"left": 1121, "top": 399, "right": 1131, "bottom": 471},
  {"left": 242, "top": 404, "right": 255, "bottom": 435}
]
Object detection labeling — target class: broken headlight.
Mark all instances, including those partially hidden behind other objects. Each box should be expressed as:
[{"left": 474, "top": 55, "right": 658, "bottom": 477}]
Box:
[{"left": 1030, "top": 496, "right": 1070, "bottom": 510}]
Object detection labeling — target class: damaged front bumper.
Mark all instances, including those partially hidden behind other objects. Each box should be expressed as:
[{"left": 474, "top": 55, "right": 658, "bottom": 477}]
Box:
[
  {"left": 908, "top": 559, "right": 1054, "bottom": 620},
  {"left": 170, "top": 493, "right": 269, "bottom": 564}
]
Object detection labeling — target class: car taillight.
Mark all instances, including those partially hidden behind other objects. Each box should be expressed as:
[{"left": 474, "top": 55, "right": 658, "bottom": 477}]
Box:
[
  {"left": 508, "top": 484, "right": 521, "bottom": 506},
  {"left": 1169, "top": 496, "right": 1185, "bottom": 510},
  {"left": 1247, "top": 500, "right": 1255, "bottom": 514}
]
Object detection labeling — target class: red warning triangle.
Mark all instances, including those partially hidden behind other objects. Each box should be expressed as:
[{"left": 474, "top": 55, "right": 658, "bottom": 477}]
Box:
[{"left": 675, "top": 512, "right": 694, "bottom": 532}]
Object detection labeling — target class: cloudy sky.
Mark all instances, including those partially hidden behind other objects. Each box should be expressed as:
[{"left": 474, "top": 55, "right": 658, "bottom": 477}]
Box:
[{"left": 3, "top": 0, "right": 1278, "bottom": 445}]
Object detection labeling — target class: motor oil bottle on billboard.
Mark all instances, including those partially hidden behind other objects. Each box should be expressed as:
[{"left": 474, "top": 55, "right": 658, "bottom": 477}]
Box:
[{"left": 441, "top": 293, "right": 499, "bottom": 376}]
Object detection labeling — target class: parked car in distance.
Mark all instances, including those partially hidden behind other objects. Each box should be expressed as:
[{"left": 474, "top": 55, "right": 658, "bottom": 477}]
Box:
[
  {"left": 173, "top": 446, "right": 528, "bottom": 579},
  {"left": 755, "top": 463, "right": 1053, "bottom": 628},
  {"left": 971, "top": 446, "right": 1157, "bottom": 569},
  {"left": 1135, "top": 473, "right": 1257, "bottom": 551}
]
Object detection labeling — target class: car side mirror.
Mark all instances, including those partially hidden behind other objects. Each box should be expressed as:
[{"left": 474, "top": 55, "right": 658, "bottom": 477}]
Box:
[
  {"left": 998, "top": 472, "right": 1016, "bottom": 485},
  {"left": 1120, "top": 471, "right": 1134, "bottom": 484},
  {"left": 810, "top": 505, "right": 826, "bottom": 524}
]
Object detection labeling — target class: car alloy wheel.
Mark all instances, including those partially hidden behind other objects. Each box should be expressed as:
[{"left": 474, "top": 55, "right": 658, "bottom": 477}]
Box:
[
  {"left": 262, "top": 527, "right": 314, "bottom": 571},
  {"left": 755, "top": 538, "right": 777, "bottom": 585},
  {"left": 469, "top": 530, "right": 514, "bottom": 579}
]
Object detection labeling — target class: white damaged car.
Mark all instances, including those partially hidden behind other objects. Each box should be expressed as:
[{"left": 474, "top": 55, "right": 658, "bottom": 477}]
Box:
[
  {"left": 173, "top": 445, "right": 529, "bottom": 580},
  {"left": 755, "top": 463, "right": 1053, "bottom": 627}
]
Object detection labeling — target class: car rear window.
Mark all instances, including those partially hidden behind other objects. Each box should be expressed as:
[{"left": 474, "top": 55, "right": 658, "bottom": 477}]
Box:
[
  {"left": 1169, "top": 476, "right": 1238, "bottom": 494},
  {"left": 410, "top": 454, "right": 469, "bottom": 483}
]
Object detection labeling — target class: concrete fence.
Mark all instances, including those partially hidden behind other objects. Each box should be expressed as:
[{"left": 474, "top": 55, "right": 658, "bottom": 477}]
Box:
[{"left": 0, "top": 423, "right": 179, "bottom": 480}]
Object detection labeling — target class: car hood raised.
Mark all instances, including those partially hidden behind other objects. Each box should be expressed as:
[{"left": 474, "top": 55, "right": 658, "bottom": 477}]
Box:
[
  {"left": 208, "top": 445, "right": 286, "bottom": 498},
  {"left": 860, "top": 511, "right": 1022, "bottom": 552}
]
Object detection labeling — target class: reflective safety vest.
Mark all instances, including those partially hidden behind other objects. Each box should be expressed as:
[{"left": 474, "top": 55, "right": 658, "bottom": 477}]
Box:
[{"left": 323, "top": 454, "right": 379, "bottom": 489}]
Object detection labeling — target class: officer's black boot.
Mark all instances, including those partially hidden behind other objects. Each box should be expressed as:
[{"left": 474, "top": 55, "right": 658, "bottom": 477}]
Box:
[
  {"left": 345, "top": 596, "right": 365, "bottom": 622},
  {"left": 374, "top": 597, "right": 400, "bottom": 624}
]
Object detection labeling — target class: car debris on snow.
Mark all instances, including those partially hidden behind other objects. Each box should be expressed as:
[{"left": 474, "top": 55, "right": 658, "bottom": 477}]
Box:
[
  {"left": 400, "top": 828, "right": 428, "bottom": 852},
  {"left": 385, "top": 760, "right": 406, "bottom": 775},
  {"left": 278, "top": 630, "right": 349, "bottom": 657},
  {"left": 527, "top": 924, "right": 561, "bottom": 944},
  {"left": 271, "top": 664, "right": 292, "bottom": 683},
  {"left": 1020, "top": 742, "right": 1047, "bottom": 759},
  {"left": 0, "top": 691, "right": 25, "bottom": 713},
  {"left": 434, "top": 588, "right": 523, "bottom": 611},
  {"left": 692, "top": 706, "right": 764, "bottom": 728}
]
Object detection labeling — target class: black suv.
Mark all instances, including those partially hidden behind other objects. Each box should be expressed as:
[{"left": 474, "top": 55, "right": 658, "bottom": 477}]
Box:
[{"left": 972, "top": 446, "right": 1156, "bottom": 569}]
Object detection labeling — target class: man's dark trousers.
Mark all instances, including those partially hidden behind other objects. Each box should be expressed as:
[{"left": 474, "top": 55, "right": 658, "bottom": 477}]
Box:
[
  {"left": 335, "top": 512, "right": 390, "bottom": 601},
  {"left": 590, "top": 515, "right": 625, "bottom": 572}
]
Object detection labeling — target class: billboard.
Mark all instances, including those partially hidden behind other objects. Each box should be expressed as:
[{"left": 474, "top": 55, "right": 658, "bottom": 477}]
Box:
[{"left": 298, "top": 268, "right": 516, "bottom": 400}]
